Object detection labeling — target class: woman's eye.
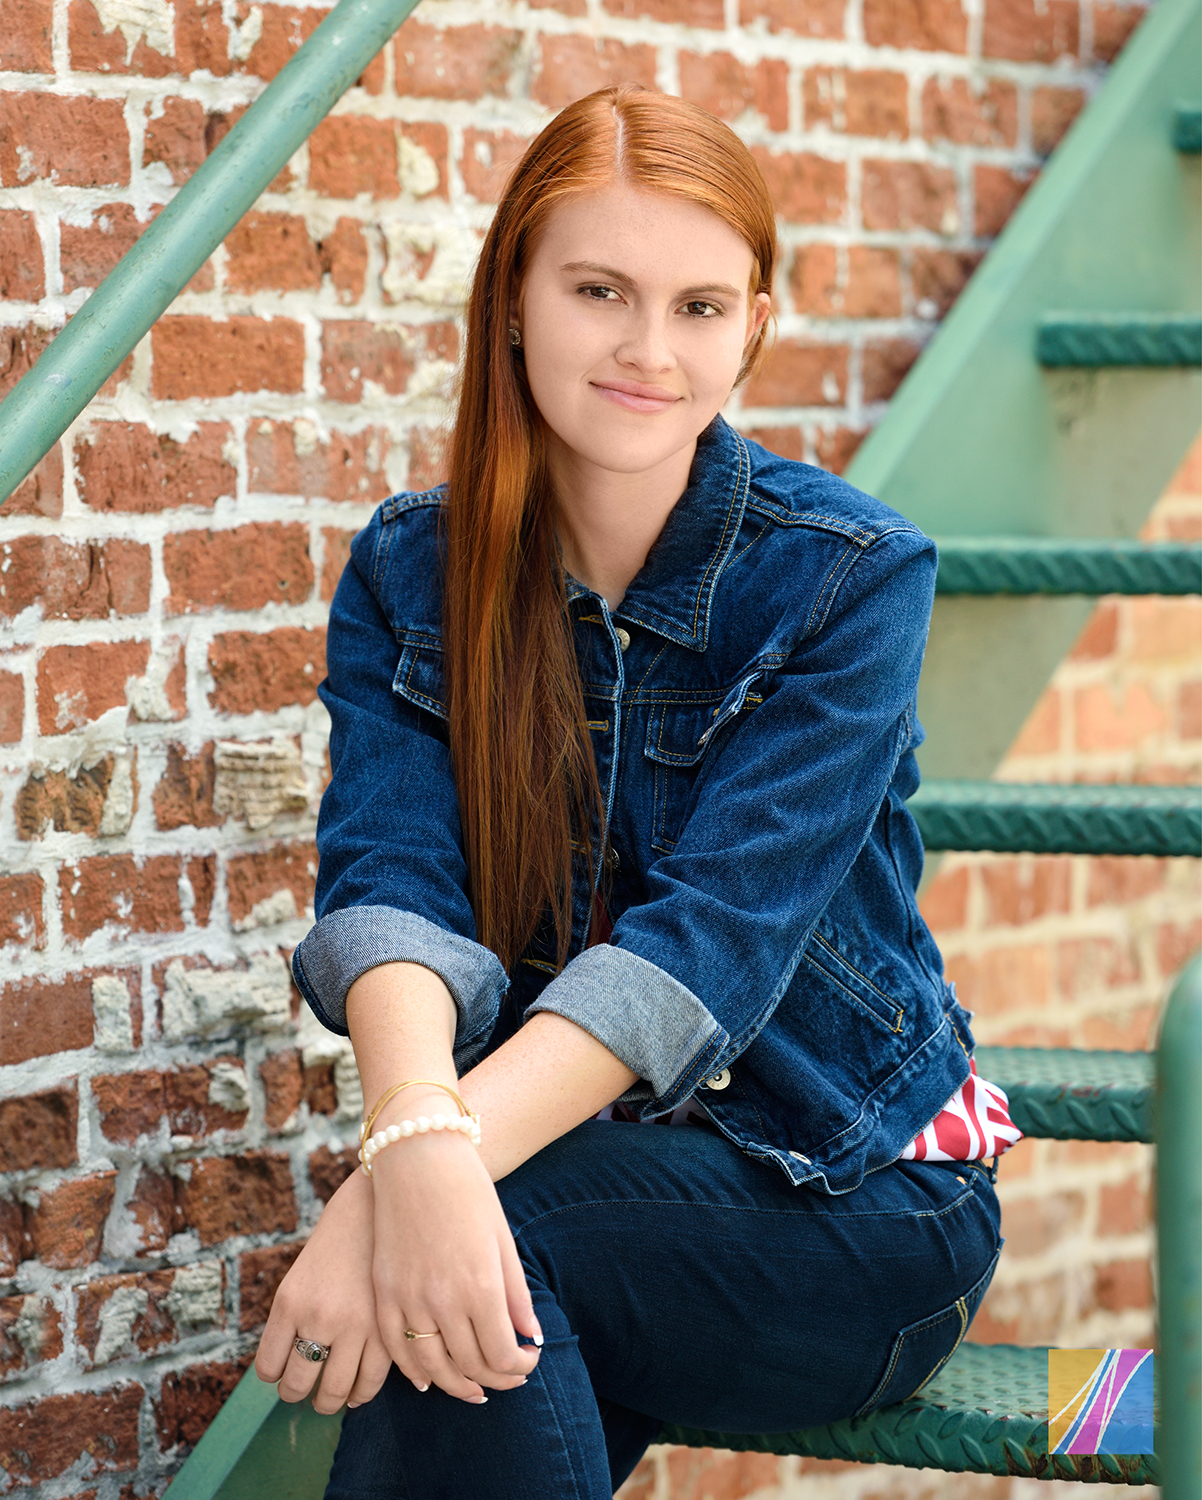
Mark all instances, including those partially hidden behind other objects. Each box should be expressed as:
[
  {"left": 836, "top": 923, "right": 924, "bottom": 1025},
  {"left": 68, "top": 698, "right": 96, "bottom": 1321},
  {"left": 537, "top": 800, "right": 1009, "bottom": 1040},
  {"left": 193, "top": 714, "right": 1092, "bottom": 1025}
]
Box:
[
  {"left": 683, "top": 300, "right": 721, "bottom": 318},
  {"left": 580, "top": 284, "right": 620, "bottom": 302}
]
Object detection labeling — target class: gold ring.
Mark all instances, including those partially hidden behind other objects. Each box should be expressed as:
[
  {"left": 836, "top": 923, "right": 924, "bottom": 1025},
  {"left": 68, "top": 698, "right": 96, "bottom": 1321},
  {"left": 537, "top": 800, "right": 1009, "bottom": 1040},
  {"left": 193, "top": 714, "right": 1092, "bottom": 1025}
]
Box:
[{"left": 404, "top": 1328, "right": 439, "bottom": 1341}]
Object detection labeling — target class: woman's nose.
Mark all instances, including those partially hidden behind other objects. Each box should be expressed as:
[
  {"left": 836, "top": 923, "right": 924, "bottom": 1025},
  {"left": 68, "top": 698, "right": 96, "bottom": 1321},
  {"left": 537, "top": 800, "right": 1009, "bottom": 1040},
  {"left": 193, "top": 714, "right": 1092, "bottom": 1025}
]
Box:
[{"left": 615, "top": 313, "right": 675, "bottom": 373}]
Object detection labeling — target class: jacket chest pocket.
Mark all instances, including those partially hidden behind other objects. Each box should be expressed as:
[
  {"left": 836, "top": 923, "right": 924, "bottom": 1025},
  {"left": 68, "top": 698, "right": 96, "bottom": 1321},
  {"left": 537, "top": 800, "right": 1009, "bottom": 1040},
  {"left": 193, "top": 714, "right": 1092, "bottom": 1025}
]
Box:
[
  {"left": 643, "top": 672, "right": 765, "bottom": 855},
  {"left": 392, "top": 637, "right": 447, "bottom": 721}
]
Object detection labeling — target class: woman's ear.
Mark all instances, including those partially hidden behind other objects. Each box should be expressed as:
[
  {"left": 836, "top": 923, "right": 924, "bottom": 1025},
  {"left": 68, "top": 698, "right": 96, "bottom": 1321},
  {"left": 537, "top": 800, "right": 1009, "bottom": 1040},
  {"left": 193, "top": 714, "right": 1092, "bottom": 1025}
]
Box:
[{"left": 746, "top": 291, "right": 771, "bottom": 348}]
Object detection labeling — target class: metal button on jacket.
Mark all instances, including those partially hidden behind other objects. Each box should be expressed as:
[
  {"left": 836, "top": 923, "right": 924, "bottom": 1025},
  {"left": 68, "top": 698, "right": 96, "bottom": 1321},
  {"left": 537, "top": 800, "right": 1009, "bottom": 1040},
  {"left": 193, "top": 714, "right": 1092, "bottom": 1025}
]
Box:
[
  {"left": 704, "top": 1068, "right": 731, "bottom": 1090},
  {"left": 789, "top": 1150, "right": 811, "bottom": 1164},
  {"left": 615, "top": 626, "right": 631, "bottom": 652}
]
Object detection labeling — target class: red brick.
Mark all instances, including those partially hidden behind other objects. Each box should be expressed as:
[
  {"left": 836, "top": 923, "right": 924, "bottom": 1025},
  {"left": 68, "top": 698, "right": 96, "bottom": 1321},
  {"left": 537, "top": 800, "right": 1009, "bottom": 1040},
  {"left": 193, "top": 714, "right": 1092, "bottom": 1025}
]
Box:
[
  {"left": 751, "top": 149, "right": 845, "bottom": 224},
  {"left": 1009, "top": 688, "right": 1060, "bottom": 758},
  {"left": 0, "top": 1084, "right": 78, "bottom": 1170},
  {"left": 679, "top": 52, "right": 788, "bottom": 133},
  {"left": 0, "top": 670, "right": 22, "bottom": 743},
  {"left": 164, "top": 523, "right": 314, "bottom": 615},
  {"left": 0, "top": 1293, "right": 62, "bottom": 1378},
  {"left": 1, "top": 0, "right": 53, "bottom": 70},
  {"left": 36, "top": 640, "right": 150, "bottom": 735},
  {"left": 157, "top": 1359, "right": 246, "bottom": 1454},
  {"left": 239, "top": 1242, "right": 305, "bottom": 1329},
  {"left": 863, "top": 159, "right": 958, "bottom": 233},
  {"left": 863, "top": 0, "right": 967, "bottom": 51},
  {"left": 1178, "top": 680, "right": 1202, "bottom": 741},
  {"left": 943, "top": 942, "right": 1052, "bottom": 1017},
  {"left": 226, "top": 841, "right": 317, "bottom": 927},
  {"left": 814, "top": 426, "right": 867, "bottom": 476},
  {"left": 142, "top": 96, "right": 206, "bottom": 186},
  {"left": 532, "top": 35, "right": 657, "bottom": 110},
  {"left": 0, "top": 536, "right": 150, "bottom": 621},
  {"left": 318, "top": 216, "right": 368, "bottom": 303},
  {"left": 1, "top": 973, "right": 138, "bottom": 1066},
  {"left": 151, "top": 316, "right": 305, "bottom": 399},
  {"left": 974, "top": 163, "right": 1037, "bottom": 239},
  {"left": 166, "top": 1061, "right": 249, "bottom": 1137},
  {"left": 233, "top": 3, "right": 320, "bottom": 79},
  {"left": 1003, "top": 1191, "right": 1087, "bottom": 1256},
  {"left": 1157, "top": 919, "right": 1202, "bottom": 981},
  {"left": 1086, "top": 856, "right": 1165, "bottom": 908},
  {"left": 459, "top": 127, "right": 532, "bottom": 204},
  {"left": 187, "top": 854, "right": 217, "bottom": 927},
  {"left": 321, "top": 528, "right": 357, "bottom": 602},
  {"left": 68, "top": 0, "right": 174, "bottom": 75},
  {"left": 804, "top": 69, "right": 909, "bottom": 139},
  {"left": 745, "top": 426, "right": 803, "bottom": 462},
  {"left": 128, "top": 1169, "right": 174, "bottom": 1253},
  {"left": 75, "top": 421, "right": 235, "bottom": 512},
  {"left": 153, "top": 743, "right": 218, "bottom": 831},
  {"left": 408, "top": 425, "right": 449, "bottom": 490},
  {"left": 980, "top": 855, "right": 1072, "bottom": 926},
  {"left": 93, "top": 1070, "right": 167, "bottom": 1145},
  {"left": 1032, "top": 87, "right": 1086, "bottom": 155},
  {"left": 0, "top": 322, "right": 52, "bottom": 400},
  {"left": 0, "top": 91, "right": 130, "bottom": 188},
  {"left": 790, "top": 244, "right": 901, "bottom": 318},
  {"left": 225, "top": 211, "right": 322, "bottom": 294},
  {"left": 59, "top": 201, "right": 141, "bottom": 293},
  {"left": 983, "top": 0, "right": 1079, "bottom": 62},
  {"left": 1099, "top": 1172, "right": 1150, "bottom": 1237},
  {"left": 261, "top": 1049, "right": 304, "bottom": 1130},
  {"left": 76, "top": 1269, "right": 200, "bottom": 1364},
  {"left": 603, "top": 0, "right": 722, "bottom": 22},
  {"left": 666, "top": 1446, "right": 782, "bottom": 1500},
  {"left": 59, "top": 854, "right": 184, "bottom": 942},
  {"left": 303, "top": 1061, "right": 337, "bottom": 1117},
  {"left": 1093, "top": 2, "right": 1148, "bottom": 62},
  {"left": 0, "top": 1383, "right": 141, "bottom": 1481},
  {"left": 176, "top": 1153, "right": 297, "bottom": 1245},
  {"left": 248, "top": 419, "right": 390, "bottom": 501},
  {"left": 0, "top": 209, "right": 43, "bottom": 299},
  {"left": 16, "top": 758, "right": 115, "bottom": 840},
  {"left": 207, "top": 628, "right": 326, "bottom": 715},
  {"left": 309, "top": 1143, "right": 358, "bottom": 1204},
  {"left": 921, "top": 77, "right": 1018, "bottom": 147},
  {"left": 0, "top": 1199, "right": 21, "bottom": 1278},
  {"left": 1073, "top": 681, "right": 1166, "bottom": 751},
  {"left": 862, "top": 339, "right": 921, "bottom": 403},
  {"left": 321, "top": 319, "right": 457, "bottom": 404},
  {"left": 7, "top": 444, "right": 63, "bottom": 518},
  {"left": 308, "top": 114, "right": 398, "bottom": 198},
  {"left": 919, "top": 864, "right": 970, "bottom": 932},
  {"left": 175, "top": 0, "right": 230, "bottom": 76},
  {"left": 24, "top": 1172, "right": 117, "bottom": 1268},
  {"left": 913, "top": 248, "right": 983, "bottom": 318},
  {"left": 1057, "top": 936, "right": 1141, "bottom": 999},
  {"left": 1069, "top": 599, "right": 1120, "bottom": 661},
  {"left": 743, "top": 340, "right": 848, "bottom": 408},
  {"left": 395, "top": 22, "right": 521, "bottom": 99},
  {"left": 1093, "top": 1258, "right": 1152, "bottom": 1312},
  {"left": 0, "top": 873, "right": 43, "bottom": 948},
  {"left": 742, "top": 0, "right": 843, "bottom": 35}
]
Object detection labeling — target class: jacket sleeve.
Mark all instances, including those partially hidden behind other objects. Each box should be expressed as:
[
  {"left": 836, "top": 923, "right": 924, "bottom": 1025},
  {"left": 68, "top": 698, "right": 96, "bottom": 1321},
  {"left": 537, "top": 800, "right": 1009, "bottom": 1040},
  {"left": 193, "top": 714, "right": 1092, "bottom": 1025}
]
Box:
[
  {"left": 290, "top": 510, "right": 508, "bottom": 1065},
  {"left": 527, "top": 526, "right": 937, "bottom": 1113}
]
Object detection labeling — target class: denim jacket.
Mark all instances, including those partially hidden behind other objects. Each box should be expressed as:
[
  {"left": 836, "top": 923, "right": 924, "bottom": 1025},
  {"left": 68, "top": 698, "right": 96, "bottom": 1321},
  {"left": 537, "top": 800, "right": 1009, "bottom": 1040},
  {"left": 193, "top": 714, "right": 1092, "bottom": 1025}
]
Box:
[{"left": 293, "top": 415, "right": 976, "bottom": 1194}]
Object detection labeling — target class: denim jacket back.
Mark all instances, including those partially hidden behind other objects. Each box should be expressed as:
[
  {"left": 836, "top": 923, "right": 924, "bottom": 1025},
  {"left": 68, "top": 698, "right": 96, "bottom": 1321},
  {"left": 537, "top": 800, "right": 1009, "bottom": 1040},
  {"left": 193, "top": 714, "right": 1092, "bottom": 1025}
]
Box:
[{"left": 293, "top": 416, "right": 975, "bottom": 1194}]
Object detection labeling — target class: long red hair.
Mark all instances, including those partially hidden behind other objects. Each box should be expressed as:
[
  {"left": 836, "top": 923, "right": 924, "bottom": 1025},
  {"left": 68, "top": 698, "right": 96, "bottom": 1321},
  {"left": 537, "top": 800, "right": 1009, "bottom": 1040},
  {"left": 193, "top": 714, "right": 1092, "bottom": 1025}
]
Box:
[{"left": 444, "top": 84, "right": 777, "bottom": 972}]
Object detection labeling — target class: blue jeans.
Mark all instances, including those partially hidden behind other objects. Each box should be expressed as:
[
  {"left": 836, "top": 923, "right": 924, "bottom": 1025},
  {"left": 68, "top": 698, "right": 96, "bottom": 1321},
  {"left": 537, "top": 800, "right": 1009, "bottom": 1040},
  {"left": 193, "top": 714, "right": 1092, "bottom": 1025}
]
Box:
[{"left": 326, "top": 1120, "right": 1002, "bottom": 1500}]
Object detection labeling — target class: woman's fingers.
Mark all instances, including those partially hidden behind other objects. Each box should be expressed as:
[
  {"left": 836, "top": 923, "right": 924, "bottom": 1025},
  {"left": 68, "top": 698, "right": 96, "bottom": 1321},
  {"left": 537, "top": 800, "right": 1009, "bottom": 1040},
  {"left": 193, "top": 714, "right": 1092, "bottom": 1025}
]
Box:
[
  {"left": 501, "top": 1232, "right": 544, "bottom": 1350},
  {"left": 346, "top": 1334, "right": 396, "bottom": 1409},
  {"left": 405, "top": 1323, "right": 491, "bottom": 1403},
  {"left": 276, "top": 1336, "right": 335, "bottom": 1404}
]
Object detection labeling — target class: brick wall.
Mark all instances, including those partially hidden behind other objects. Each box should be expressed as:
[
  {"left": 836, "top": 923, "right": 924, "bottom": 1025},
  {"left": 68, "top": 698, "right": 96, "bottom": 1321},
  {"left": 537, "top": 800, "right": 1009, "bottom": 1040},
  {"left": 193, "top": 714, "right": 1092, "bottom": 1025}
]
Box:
[{"left": 0, "top": 0, "right": 1185, "bottom": 1495}]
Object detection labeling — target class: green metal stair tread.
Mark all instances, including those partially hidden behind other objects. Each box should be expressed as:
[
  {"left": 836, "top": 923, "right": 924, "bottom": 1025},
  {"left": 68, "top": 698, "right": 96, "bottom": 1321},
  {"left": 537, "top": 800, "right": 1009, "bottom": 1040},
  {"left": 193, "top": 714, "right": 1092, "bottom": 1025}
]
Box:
[
  {"left": 1172, "top": 103, "right": 1202, "bottom": 151},
  {"left": 933, "top": 538, "right": 1202, "bottom": 596},
  {"left": 1037, "top": 313, "right": 1202, "bottom": 366},
  {"left": 909, "top": 779, "right": 1202, "bottom": 857},
  {"left": 973, "top": 1046, "right": 1154, "bottom": 1142},
  {"left": 663, "top": 1345, "right": 1160, "bottom": 1483}
]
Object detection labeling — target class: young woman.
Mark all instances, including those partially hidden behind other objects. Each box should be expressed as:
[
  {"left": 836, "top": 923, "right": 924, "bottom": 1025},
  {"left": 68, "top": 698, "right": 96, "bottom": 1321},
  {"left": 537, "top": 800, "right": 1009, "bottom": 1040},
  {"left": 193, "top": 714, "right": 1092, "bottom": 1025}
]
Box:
[{"left": 256, "top": 84, "right": 1016, "bottom": 1500}]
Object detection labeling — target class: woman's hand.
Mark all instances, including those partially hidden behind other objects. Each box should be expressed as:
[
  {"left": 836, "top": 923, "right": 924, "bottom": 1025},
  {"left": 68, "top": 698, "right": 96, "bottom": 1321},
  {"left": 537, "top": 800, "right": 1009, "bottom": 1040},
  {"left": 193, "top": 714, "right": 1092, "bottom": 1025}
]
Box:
[
  {"left": 255, "top": 1166, "right": 392, "bottom": 1414},
  {"left": 368, "top": 1101, "right": 543, "bottom": 1404}
]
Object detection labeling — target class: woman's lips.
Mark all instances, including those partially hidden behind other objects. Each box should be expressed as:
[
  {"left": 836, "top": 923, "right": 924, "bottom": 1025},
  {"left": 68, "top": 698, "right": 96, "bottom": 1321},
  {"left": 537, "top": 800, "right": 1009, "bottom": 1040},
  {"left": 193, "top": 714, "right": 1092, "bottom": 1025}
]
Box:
[{"left": 590, "top": 380, "right": 681, "bottom": 414}]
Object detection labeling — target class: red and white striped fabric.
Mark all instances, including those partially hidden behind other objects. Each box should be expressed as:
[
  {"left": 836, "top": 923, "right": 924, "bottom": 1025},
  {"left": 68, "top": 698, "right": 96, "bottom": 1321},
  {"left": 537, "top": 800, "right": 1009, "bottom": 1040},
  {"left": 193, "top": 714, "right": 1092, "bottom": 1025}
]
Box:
[{"left": 898, "top": 1058, "right": 1022, "bottom": 1162}]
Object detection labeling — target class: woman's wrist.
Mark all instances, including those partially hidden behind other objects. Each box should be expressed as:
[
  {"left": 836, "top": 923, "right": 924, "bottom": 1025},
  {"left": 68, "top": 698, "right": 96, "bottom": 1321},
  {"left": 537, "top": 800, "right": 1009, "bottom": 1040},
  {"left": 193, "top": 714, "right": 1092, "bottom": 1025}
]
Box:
[{"left": 360, "top": 1085, "right": 482, "bottom": 1176}]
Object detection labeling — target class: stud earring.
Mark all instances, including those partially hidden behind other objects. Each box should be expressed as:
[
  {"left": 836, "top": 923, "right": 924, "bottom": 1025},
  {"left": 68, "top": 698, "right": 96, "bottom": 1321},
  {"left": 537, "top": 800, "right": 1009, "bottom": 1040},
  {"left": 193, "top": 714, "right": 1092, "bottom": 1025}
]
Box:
[{"left": 508, "top": 327, "right": 522, "bottom": 348}]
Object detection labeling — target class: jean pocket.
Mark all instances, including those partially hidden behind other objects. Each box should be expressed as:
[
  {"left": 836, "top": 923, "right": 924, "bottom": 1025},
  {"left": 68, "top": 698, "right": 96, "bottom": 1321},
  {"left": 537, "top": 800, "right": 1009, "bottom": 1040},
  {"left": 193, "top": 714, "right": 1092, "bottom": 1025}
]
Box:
[{"left": 853, "top": 1246, "right": 1001, "bottom": 1416}]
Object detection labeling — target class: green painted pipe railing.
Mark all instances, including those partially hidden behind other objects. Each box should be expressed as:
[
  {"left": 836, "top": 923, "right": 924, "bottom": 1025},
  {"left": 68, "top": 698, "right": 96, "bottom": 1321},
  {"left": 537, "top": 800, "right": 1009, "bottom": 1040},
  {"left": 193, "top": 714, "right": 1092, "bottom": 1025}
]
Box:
[
  {"left": 1158, "top": 953, "right": 1201, "bottom": 1500},
  {"left": 934, "top": 539, "right": 1202, "bottom": 596},
  {"left": 0, "top": 0, "right": 423, "bottom": 504}
]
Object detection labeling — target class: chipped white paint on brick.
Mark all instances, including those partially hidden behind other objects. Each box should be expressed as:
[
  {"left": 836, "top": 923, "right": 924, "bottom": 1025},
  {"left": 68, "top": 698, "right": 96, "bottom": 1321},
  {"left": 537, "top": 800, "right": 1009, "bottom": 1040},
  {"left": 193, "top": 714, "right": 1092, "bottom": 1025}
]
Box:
[
  {"left": 11, "top": 1296, "right": 52, "bottom": 1360},
  {"left": 160, "top": 953, "right": 292, "bottom": 1041},
  {"left": 98, "top": 746, "right": 136, "bottom": 837},
  {"left": 92, "top": 975, "right": 135, "bottom": 1054},
  {"left": 380, "top": 222, "right": 477, "bottom": 309},
  {"left": 91, "top": 0, "right": 175, "bottom": 61},
  {"left": 213, "top": 738, "right": 309, "bottom": 831},
  {"left": 92, "top": 1283, "right": 149, "bottom": 1366},
  {"left": 207, "top": 1060, "right": 251, "bottom": 1113},
  {"left": 164, "top": 1261, "right": 224, "bottom": 1328},
  {"left": 232, "top": 887, "right": 299, "bottom": 932}
]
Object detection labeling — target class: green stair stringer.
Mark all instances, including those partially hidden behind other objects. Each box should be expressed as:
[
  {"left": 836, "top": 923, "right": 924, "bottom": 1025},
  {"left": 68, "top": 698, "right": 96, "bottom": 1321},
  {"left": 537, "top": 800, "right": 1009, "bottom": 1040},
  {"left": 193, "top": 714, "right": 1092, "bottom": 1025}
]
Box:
[{"left": 844, "top": 0, "right": 1202, "bottom": 784}]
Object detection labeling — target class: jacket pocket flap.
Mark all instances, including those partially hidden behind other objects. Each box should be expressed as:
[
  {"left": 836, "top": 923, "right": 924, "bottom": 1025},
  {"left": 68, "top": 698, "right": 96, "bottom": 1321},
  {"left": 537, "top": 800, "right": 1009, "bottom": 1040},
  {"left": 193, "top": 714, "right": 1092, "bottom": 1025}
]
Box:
[
  {"left": 644, "top": 672, "right": 766, "bottom": 766},
  {"left": 392, "top": 639, "right": 446, "bottom": 721}
]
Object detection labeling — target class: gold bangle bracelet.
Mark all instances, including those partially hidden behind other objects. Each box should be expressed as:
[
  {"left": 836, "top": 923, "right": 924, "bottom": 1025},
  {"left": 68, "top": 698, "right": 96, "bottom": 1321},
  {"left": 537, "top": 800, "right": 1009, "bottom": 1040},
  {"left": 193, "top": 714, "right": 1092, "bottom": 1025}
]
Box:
[{"left": 360, "top": 1079, "right": 475, "bottom": 1146}]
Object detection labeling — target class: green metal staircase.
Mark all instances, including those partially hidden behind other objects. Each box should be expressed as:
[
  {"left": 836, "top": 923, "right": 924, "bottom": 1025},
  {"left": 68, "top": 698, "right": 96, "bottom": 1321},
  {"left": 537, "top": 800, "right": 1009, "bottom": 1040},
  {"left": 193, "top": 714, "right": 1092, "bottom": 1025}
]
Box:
[{"left": 0, "top": 0, "right": 1197, "bottom": 1494}]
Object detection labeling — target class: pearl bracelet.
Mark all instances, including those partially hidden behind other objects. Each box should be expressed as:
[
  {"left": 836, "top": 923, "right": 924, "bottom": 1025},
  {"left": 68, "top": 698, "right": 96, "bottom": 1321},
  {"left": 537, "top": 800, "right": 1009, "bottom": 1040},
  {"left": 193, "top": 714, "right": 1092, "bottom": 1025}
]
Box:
[{"left": 359, "top": 1111, "right": 482, "bottom": 1175}]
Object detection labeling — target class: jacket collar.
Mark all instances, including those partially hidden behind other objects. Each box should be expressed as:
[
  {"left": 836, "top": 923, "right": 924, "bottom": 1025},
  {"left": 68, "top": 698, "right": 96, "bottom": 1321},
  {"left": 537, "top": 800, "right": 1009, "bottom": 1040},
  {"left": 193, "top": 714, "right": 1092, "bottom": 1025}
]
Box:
[{"left": 564, "top": 416, "right": 751, "bottom": 653}]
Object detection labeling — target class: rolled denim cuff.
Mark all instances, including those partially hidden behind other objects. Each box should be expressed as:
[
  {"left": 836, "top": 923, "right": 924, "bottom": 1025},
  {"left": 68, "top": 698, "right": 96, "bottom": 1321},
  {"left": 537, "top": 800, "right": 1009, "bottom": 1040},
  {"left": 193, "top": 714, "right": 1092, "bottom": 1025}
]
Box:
[
  {"left": 526, "top": 944, "right": 726, "bottom": 1108},
  {"left": 291, "top": 906, "right": 508, "bottom": 1067}
]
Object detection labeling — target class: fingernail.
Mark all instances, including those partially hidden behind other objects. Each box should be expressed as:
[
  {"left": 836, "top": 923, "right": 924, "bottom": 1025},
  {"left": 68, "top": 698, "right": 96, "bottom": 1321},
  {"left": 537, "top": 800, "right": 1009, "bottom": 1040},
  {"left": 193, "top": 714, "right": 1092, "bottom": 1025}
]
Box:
[
  {"left": 471, "top": 1395, "right": 488, "bottom": 1404},
  {"left": 533, "top": 1334, "right": 544, "bottom": 1347},
  {"left": 519, "top": 1377, "right": 528, "bottom": 1385},
  {"left": 348, "top": 1402, "right": 361, "bottom": 1410},
  {"left": 413, "top": 1382, "right": 429, "bottom": 1393}
]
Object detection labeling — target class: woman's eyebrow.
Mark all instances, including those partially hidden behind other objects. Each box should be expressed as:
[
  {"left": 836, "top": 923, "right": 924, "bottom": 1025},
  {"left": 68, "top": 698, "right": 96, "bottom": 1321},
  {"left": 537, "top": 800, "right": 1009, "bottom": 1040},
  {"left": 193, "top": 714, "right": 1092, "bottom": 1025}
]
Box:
[{"left": 560, "top": 261, "right": 743, "bottom": 299}]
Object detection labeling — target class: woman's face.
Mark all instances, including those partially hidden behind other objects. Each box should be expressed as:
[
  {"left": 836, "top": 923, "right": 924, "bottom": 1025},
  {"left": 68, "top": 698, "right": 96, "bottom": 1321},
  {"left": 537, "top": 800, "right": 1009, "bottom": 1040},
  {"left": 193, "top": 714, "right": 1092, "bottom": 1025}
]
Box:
[{"left": 515, "top": 181, "right": 771, "bottom": 482}]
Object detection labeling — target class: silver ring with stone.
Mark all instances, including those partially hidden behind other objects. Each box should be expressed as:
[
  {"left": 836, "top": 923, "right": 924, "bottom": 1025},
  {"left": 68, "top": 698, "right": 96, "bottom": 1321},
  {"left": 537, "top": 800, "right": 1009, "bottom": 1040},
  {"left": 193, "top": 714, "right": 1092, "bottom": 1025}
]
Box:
[{"left": 294, "top": 1336, "right": 331, "bottom": 1363}]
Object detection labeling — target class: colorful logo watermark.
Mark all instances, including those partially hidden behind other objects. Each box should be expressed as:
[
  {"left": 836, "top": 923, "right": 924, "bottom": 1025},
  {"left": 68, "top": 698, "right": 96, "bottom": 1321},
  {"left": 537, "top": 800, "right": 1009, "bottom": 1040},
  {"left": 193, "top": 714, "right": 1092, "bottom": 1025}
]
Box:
[{"left": 1048, "top": 1349, "right": 1155, "bottom": 1456}]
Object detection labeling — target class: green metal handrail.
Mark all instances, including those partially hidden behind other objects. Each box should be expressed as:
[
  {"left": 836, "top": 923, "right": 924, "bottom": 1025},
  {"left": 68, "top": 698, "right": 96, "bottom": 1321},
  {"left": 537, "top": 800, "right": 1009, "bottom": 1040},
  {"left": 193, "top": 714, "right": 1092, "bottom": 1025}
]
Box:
[
  {"left": 0, "top": 0, "right": 422, "bottom": 504},
  {"left": 934, "top": 539, "right": 1202, "bottom": 596}
]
